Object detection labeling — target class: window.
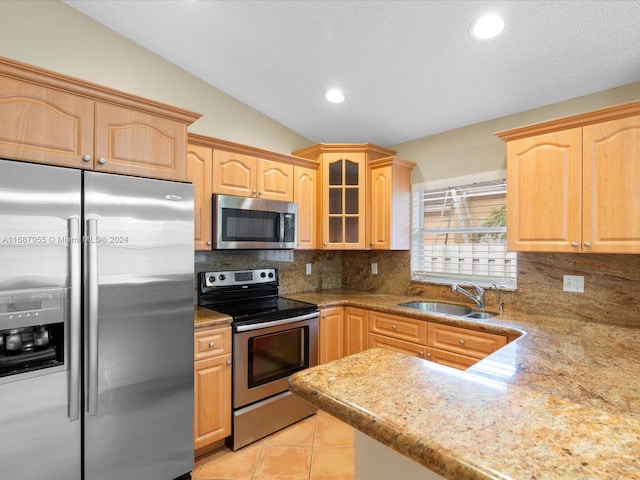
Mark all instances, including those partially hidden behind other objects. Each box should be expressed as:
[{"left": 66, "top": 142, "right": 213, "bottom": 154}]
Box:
[{"left": 411, "top": 171, "right": 516, "bottom": 289}]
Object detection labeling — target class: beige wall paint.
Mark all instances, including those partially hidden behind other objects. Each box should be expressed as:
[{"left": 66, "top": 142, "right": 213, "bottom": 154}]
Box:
[
  {"left": 392, "top": 82, "right": 640, "bottom": 184},
  {"left": 0, "top": 0, "right": 311, "bottom": 154}
]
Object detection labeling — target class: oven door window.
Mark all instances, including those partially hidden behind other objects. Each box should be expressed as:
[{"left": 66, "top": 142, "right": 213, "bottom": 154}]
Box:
[
  {"left": 222, "top": 208, "right": 279, "bottom": 242},
  {"left": 248, "top": 326, "right": 309, "bottom": 388}
]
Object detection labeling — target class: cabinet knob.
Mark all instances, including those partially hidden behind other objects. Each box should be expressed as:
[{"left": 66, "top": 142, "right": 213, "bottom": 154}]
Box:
[
  {"left": 426, "top": 352, "right": 432, "bottom": 358},
  {"left": 322, "top": 314, "right": 327, "bottom": 318},
  {"left": 418, "top": 351, "right": 424, "bottom": 356},
  {"left": 226, "top": 359, "right": 232, "bottom": 366},
  {"left": 323, "top": 242, "right": 327, "bottom": 247},
  {"left": 252, "top": 189, "right": 257, "bottom": 194},
  {"left": 459, "top": 339, "right": 465, "bottom": 345},
  {"left": 207, "top": 241, "right": 212, "bottom": 246},
  {"left": 208, "top": 342, "right": 215, "bottom": 348},
  {"left": 391, "top": 324, "right": 397, "bottom": 330},
  {"left": 82, "top": 154, "right": 92, "bottom": 162},
  {"left": 584, "top": 241, "right": 591, "bottom": 248},
  {"left": 571, "top": 242, "right": 579, "bottom": 248},
  {"left": 97, "top": 157, "right": 106, "bottom": 165}
]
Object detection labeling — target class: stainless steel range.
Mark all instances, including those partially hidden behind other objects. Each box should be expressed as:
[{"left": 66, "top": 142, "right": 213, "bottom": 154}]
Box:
[{"left": 198, "top": 268, "right": 318, "bottom": 450}]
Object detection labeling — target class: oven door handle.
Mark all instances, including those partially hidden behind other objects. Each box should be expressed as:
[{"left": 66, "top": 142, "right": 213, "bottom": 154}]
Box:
[{"left": 235, "top": 312, "right": 319, "bottom": 332}]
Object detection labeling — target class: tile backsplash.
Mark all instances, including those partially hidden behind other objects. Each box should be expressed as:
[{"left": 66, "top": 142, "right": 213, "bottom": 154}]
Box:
[{"left": 195, "top": 248, "right": 640, "bottom": 328}]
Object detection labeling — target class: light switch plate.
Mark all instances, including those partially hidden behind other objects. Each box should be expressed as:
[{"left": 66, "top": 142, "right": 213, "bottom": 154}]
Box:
[
  {"left": 563, "top": 274, "right": 584, "bottom": 293},
  {"left": 371, "top": 263, "right": 378, "bottom": 275},
  {"left": 305, "top": 263, "right": 312, "bottom": 275}
]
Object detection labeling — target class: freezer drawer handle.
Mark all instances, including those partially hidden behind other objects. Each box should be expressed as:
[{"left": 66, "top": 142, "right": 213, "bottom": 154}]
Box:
[
  {"left": 68, "top": 217, "right": 81, "bottom": 422},
  {"left": 87, "top": 218, "right": 99, "bottom": 417}
]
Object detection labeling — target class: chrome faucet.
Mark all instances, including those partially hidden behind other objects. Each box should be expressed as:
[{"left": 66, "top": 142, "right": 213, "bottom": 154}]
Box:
[{"left": 451, "top": 283, "right": 485, "bottom": 309}]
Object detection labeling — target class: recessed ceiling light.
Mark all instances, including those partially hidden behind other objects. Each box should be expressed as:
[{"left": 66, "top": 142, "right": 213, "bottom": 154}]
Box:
[
  {"left": 470, "top": 14, "right": 504, "bottom": 40},
  {"left": 324, "top": 89, "right": 345, "bottom": 104}
]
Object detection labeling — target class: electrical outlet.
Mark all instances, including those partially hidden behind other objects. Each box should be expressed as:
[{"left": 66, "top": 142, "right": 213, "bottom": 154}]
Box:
[
  {"left": 371, "top": 263, "right": 378, "bottom": 275},
  {"left": 305, "top": 263, "right": 312, "bottom": 275},
  {"left": 563, "top": 275, "right": 584, "bottom": 293}
]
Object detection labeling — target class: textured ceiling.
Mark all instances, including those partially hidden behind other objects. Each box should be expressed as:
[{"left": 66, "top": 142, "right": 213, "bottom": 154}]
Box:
[{"left": 64, "top": 0, "right": 640, "bottom": 146}]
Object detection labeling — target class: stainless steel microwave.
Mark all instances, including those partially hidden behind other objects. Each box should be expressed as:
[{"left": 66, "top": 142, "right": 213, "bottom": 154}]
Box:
[{"left": 213, "top": 194, "right": 297, "bottom": 249}]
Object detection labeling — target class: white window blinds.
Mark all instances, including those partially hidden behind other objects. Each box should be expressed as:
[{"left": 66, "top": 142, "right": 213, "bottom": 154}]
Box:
[{"left": 411, "top": 176, "right": 517, "bottom": 288}]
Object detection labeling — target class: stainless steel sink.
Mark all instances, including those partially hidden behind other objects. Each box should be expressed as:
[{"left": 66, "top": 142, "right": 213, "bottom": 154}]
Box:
[{"left": 396, "top": 301, "right": 495, "bottom": 319}]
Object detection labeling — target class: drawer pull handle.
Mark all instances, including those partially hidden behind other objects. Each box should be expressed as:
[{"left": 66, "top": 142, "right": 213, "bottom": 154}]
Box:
[
  {"left": 209, "top": 342, "right": 215, "bottom": 348},
  {"left": 459, "top": 339, "right": 465, "bottom": 345}
]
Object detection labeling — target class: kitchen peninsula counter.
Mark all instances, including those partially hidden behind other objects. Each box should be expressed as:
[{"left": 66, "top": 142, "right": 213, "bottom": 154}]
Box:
[{"left": 286, "top": 289, "right": 640, "bottom": 479}]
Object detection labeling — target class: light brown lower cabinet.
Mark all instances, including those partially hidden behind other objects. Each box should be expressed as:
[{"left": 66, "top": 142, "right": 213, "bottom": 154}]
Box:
[
  {"left": 426, "top": 322, "right": 507, "bottom": 370},
  {"left": 369, "top": 333, "right": 426, "bottom": 360},
  {"left": 344, "top": 307, "right": 369, "bottom": 356},
  {"left": 319, "top": 306, "right": 344, "bottom": 364},
  {"left": 367, "top": 310, "right": 427, "bottom": 360},
  {"left": 194, "top": 326, "right": 232, "bottom": 456}
]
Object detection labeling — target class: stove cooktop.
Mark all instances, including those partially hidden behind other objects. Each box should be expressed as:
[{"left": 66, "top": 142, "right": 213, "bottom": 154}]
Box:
[{"left": 206, "top": 296, "right": 318, "bottom": 326}]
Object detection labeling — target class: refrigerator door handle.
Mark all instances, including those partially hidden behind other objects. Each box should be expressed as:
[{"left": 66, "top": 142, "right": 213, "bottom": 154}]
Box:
[
  {"left": 87, "top": 218, "right": 99, "bottom": 417},
  {"left": 68, "top": 217, "right": 82, "bottom": 422}
]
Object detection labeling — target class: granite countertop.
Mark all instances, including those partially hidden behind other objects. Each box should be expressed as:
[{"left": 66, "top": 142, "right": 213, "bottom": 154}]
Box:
[
  {"left": 286, "top": 289, "right": 640, "bottom": 480},
  {"left": 194, "top": 305, "right": 232, "bottom": 329}
]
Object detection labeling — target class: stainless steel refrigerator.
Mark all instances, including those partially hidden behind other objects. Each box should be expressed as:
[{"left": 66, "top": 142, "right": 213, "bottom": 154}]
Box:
[{"left": 0, "top": 159, "right": 194, "bottom": 480}]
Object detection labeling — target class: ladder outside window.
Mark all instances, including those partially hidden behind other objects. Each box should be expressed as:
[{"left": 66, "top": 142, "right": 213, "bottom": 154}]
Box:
[{"left": 411, "top": 177, "right": 517, "bottom": 289}]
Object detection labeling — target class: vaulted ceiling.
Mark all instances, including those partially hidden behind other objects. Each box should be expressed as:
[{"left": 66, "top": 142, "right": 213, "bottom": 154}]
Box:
[{"left": 64, "top": 0, "right": 640, "bottom": 145}]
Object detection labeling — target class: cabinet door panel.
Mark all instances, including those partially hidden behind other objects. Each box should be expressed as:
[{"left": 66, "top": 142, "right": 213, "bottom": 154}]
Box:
[
  {"left": 369, "top": 312, "right": 427, "bottom": 344},
  {"left": 369, "top": 333, "right": 426, "bottom": 360},
  {"left": 321, "top": 153, "right": 366, "bottom": 249},
  {"left": 0, "top": 76, "right": 94, "bottom": 169},
  {"left": 187, "top": 144, "right": 213, "bottom": 250},
  {"left": 194, "top": 354, "right": 231, "bottom": 450},
  {"left": 370, "top": 165, "right": 391, "bottom": 249},
  {"left": 95, "top": 102, "right": 187, "bottom": 181},
  {"left": 344, "top": 307, "right": 368, "bottom": 356},
  {"left": 506, "top": 128, "right": 582, "bottom": 252},
  {"left": 426, "top": 347, "right": 477, "bottom": 370},
  {"left": 294, "top": 166, "right": 317, "bottom": 249},
  {"left": 212, "top": 150, "right": 256, "bottom": 196},
  {"left": 583, "top": 115, "right": 640, "bottom": 253},
  {"left": 319, "top": 307, "right": 344, "bottom": 364},
  {"left": 427, "top": 323, "right": 506, "bottom": 359},
  {"left": 257, "top": 159, "right": 293, "bottom": 201}
]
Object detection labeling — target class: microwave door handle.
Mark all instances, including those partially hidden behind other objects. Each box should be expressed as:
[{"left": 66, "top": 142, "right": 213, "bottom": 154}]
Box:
[{"left": 278, "top": 214, "right": 284, "bottom": 242}]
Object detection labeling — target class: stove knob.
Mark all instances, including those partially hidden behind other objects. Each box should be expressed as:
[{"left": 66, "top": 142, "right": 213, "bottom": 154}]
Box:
[
  {"left": 219, "top": 274, "right": 226, "bottom": 281},
  {"left": 260, "top": 272, "right": 266, "bottom": 278},
  {"left": 208, "top": 276, "right": 215, "bottom": 283},
  {"left": 268, "top": 272, "right": 274, "bottom": 278}
]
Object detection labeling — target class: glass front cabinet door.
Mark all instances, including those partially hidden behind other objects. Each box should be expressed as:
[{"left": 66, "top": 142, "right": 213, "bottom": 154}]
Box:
[{"left": 322, "top": 152, "right": 366, "bottom": 249}]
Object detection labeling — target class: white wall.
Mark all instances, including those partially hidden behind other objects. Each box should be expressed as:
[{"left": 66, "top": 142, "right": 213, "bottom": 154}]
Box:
[{"left": 0, "top": 0, "right": 311, "bottom": 154}]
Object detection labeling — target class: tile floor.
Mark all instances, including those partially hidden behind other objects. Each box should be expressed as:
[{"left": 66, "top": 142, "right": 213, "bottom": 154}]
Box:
[{"left": 192, "top": 410, "right": 355, "bottom": 480}]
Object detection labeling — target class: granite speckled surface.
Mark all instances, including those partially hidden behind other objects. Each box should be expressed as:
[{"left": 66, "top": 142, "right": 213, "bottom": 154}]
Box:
[
  {"left": 286, "top": 290, "right": 640, "bottom": 480},
  {"left": 194, "top": 306, "right": 232, "bottom": 329}
]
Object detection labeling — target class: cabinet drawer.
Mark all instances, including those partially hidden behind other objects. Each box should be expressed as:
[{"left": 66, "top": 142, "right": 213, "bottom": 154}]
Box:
[
  {"left": 369, "top": 333, "right": 426, "bottom": 360},
  {"left": 195, "top": 326, "right": 231, "bottom": 361},
  {"left": 369, "top": 312, "right": 427, "bottom": 344},
  {"left": 427, "top": 323, "right": 507, "bottom": 359},
  {"left": 426, "top": 347, "right": 478, "bottom": 370}
]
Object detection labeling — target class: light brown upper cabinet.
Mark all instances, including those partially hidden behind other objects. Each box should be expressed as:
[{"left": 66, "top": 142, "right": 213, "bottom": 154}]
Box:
[
  {"left": 294, "top": 165, "right": 318, "bottom": 249},
  {"left": 212, "top": 150, "right": 294, "bottom": 201},
  {"left": 293, "top": 143, "right": 413, "bottom": 250},
  {"left": 369, "top": 157, "right": 415, "bottom": 250},
  {"left": 496, "top": 101, "right": 640, "bottom": 253},
  {"left": 0, "top": 57, "right": 200, "bottom": 181},
  {"left": 188, "top": 134, "right": 319, "bottom": 250},
  {"left": 187, "top": 144, "right": 213, "bottom": 250}
]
